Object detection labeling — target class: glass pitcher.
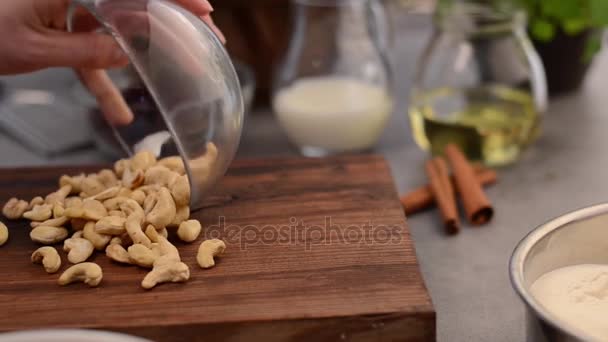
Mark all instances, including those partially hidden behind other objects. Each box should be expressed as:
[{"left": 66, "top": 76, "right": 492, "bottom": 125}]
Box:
[
  {"left": 409, "top": 1, "right": 547, "bottom": 166},
  {"left": 273, "top": 0, "right": 393, "bottom": 157}
]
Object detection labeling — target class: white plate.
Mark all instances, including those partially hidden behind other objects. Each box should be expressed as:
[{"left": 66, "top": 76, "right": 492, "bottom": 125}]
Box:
[{"left": 0, "top": 329, "right": 152, "bottom": 342}]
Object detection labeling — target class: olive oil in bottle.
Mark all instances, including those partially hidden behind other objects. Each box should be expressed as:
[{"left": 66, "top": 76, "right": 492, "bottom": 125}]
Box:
[{"left": 409, "top": 86, "right": 539, "bottom": 166}]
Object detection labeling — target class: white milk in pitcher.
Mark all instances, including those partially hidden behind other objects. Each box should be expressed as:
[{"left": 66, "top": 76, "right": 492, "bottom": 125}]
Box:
[{"left": 273, "top": 76, "right": 392, "bottom": 155}]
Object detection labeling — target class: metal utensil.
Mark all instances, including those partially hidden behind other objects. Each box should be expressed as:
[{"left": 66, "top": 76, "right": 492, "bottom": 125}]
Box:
[{"left": 510, "top": 203, "right": 608, "bottom": 341}]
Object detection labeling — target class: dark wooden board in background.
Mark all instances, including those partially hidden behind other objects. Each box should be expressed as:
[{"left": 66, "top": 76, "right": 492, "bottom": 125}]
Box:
[{"left": 0, "top": 155, "right": 435, "bottom": 341}]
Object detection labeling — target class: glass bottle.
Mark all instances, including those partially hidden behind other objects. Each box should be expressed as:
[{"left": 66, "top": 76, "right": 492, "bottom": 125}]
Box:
[
  {"left": 409, "top": 1, "right": 547, "bottom": 166},
  {"left": 273, "top": 0, "right": 393, "bottom": 157}
]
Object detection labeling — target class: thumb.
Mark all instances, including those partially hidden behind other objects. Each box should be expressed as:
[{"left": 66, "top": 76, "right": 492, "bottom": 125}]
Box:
[{"left": 42, "top": 31, "right": 129, "bottom": 69}]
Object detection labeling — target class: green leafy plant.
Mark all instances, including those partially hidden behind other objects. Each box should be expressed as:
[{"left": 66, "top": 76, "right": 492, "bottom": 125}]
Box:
[
  {"left": 515, "top": 0, "right": 608, "bottom": 61},
  {"left": 439, "top": 0, "right": 607, "bottom": 62}
]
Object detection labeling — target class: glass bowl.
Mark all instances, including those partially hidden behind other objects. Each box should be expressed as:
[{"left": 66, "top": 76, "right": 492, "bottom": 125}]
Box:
[{"left": 68, "top": 0, "right": 244, "bottom": 210}]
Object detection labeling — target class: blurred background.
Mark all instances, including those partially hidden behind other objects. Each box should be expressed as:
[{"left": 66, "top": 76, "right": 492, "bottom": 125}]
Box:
[{"left": 0, "top": 0, "right": 605, "bottom": 167}]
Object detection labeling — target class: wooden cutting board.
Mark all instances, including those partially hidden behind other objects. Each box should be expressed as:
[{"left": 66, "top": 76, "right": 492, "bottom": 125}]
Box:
[{"left": 0, "top": 155, "right": 435, "bottom": 341}]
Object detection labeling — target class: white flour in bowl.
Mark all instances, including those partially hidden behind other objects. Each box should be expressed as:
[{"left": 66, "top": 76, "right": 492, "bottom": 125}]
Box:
[{"left": 531, "top": 264, "right": 608, "bottom": 341}]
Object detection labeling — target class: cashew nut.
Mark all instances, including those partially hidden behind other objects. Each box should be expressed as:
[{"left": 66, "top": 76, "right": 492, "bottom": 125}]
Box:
[
  {"left": 144, "top": 166, "right": 179, "bottom": 187},
  {"left": 64, "top": 196, "right": 83, "bottom": 209},
  {"left": 127, "top": 244, "right": 159, "bottom": 268},
  {"left": 108, "top": 210, "right": 126, "bottom": 218},
  {"left": 86, "top": 186, "right": 120, "bottom": 202},
  {"left": 103, "top": 196, "right": 130, "bottom": 211},
  {"left": 205, "top": 141, "right": 218, "bottom": 162},
  {"left": 63, "top": 207, "right": 86, "bottom": 221},
  {"left": 189, "top": 142, "right": 218, "bottom": 181},
  {"left": 114, "top": 159, "right": 130, "bottom": 178},
  {"left": 58, "top": 263, "right": 103, "bottom": 287},
  {"left": 83, "top": 222, "right": 111, "bottom": 250},
  {"left": 64, "top": 199, "right": 108, "bottom": 221},
  {"left": 143, "top": 194, "right": 155, "bottom": 216},
  {"left": 97, "top": 169, "right": 119, "bottom": 188},
  {"left": 106, "top": 243, "right": 131, "bottom": 264},
  {"left": 45, "top": 185, "right": 72, "bottom": 206},
  {"left": 141, "top": 258, "right": 189, "bottom": 290},
  {"left": 144, "top": 225, "right": 168, "bottom": 242},
  {"left": 157, "top": 156, "right": 186, "bottom": 175},
  {"left": 150, "top": 242, "right": 161, "bottom": 257},
  {"left": 155, "top": 235, "right": 180, "bottom": 261},
  {"left": 95, "top": 216, "right": 126, "bottom": 235},
  {"left": 129, "top": 189, "right": 146, "bottom": 206},
  {"left": 122, "top": 168, "right": 144, "bottom": 189},
  {"left": 59, "top": 174, "right": 85, "bottom": 194},
  {"left": 0, "top": 221, "right": 8, "bottom": 246},
  {"left": 144, "top": 225, "right": 160, "bottom": 243},
  {"left": 177, "top": 220, "right": 202, "bottom": 243},
  {"left": 197, "top": 239, "right": 226, "bottom": 269},
  {"left": 30, "top": 216, "right": 69, "bottom": 228},
  {"left": 28, "top": 196, "right": 44, "bottom": 209},
  {"left": 2, "top": 198, "right": 29, "bottom": 220},
  {"left": 169, "top": 175, "right": 190, "bottom": 207},
  {"left": 159, "top": 227, "right": 168, "bottom": 239},
  {"left": 170, "top": 205, "right": 190, "bottom": 228},
  {"left": 81, "top": 199, "right": 108, "bottom": 220},
  {"left": 119, "top": 199, "right": 145, "bottom": 222},
  {"left": 116, "top": 187, "right": 133, "bottom": 198},
  {"left": 31, "top": 247, "right": 61, "bottom": 273},
  {"left": 4, "top": 151, "right": 226, "bottom": 290},
  {"left": 125, "top": 215, "right": 152, "bottom": 248},
  {"left": 137, "top": 184, "right": 161, "bottom": 196},
  {"left": 110, "top": 236, "right": 123, "bottom": 245},
  {"left": 63, "top": 236, "right": 94, "bottom": 264},
  {"left": 131, "top": 150, "right": 157, "bottom": 171},
  {"left": 146, "top": 187, "right": 176, "bottom": 229},
  {"left": 23, "top": 204, "right": 53, "bottom": 221},
  {"left": 30, "top": 226, "right": 68, "bottom": 244},
  {"left": 52, "top": 204, "right": 65, "bottom": 218},
  {"left": 80, "top": 176, "right": 105, "bottom": 197}
]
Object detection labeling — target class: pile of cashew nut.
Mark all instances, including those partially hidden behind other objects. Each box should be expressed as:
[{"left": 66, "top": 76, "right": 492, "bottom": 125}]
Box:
[{"left": 1, "top": 147, "right": 227, "bottom": 290}]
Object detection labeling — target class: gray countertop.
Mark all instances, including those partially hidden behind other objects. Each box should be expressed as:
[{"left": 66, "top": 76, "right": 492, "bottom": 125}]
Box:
[
  {"left": 2, "top": 15, "right": 608, "bottom": 341},
  {"left": 236, "top": 52, "right": 608, "bottom": 342}
]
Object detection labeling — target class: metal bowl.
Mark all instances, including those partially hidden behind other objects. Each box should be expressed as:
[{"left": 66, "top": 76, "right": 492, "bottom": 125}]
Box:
[{"left": 510, "top": 203, "right": 608, "bottom": 341}]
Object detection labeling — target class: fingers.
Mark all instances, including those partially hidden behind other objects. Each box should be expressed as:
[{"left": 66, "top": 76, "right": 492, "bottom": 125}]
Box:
[
  {"left": 201, "top": 14, "right": 226, "bottom": 44},
  {"left": 173, "top": 0, "right": 214, "bottom": 16},
  {"left": 76, "top": 69, "right": 134, "bottom": 126},
  {"left": 170, "top": 0, "right": 224, "bottom": 43},
  {"left": 42, "top": 31, "right": 129, "bottom": 69}
]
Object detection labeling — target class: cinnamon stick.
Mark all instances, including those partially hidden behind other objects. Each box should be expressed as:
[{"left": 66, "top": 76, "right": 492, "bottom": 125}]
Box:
[
  {"left": 424, "top": 157, "right": 460, "bottom": 234},
  {"left": 445, "top": 144, "right": 494, "bottom": 225},
  {"left": 401, "top": 168, "right": 497, "bottom": 215}
]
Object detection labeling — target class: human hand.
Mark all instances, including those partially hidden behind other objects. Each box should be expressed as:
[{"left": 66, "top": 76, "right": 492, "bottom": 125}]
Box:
[
  {"left": 0, "top": 0, "right": 129, "bottom": 75},
  {"left": 0, "top": 0, "right": 224, "bottom": 125},
  {"left": 76, "top": 0, "right": 225, "bottom": 125}
]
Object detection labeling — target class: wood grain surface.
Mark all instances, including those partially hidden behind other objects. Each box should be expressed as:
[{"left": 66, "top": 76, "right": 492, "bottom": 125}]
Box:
[{"left": 0, "top": 155, "right": 435, "bottom": 341}]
